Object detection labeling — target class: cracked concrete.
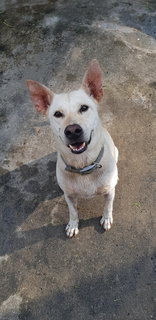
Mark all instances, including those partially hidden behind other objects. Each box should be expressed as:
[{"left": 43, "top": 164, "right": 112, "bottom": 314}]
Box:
[{"left": 0, "top": 0, "right": 156, "bottom": 319}]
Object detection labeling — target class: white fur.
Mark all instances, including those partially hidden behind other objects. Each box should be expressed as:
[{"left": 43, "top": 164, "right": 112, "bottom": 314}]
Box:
[
  {"left": 27, "top": 61, "right": 119, "bottom": 238},
  {"left": 48, "top": 89, "right": 118, "bottom": 237}
]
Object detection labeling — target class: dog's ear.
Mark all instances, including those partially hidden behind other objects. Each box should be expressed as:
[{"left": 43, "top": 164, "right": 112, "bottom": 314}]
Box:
[
  {"left": 26, "top": 80, "right": 53, "bottom": 115},
  {"left": 82, "top": 59, "right": 103, "bottom": 102}
]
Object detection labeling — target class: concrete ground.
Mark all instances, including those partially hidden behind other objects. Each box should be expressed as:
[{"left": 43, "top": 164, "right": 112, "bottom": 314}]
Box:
[{"left": 0, "top": 0, "right": 156, "bottom": 319}]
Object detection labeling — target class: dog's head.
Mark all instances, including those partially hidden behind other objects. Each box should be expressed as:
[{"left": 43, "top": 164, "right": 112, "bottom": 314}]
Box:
[{"left": 27, "top": 59, "right": 103, "bottom": 155}]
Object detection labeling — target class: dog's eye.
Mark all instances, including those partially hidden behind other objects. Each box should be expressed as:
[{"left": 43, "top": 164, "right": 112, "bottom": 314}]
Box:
[
  {"left": 79, "top": 105, "right": 89, "bottom": 113},
  {"left": 54, "top": 111, "right": 64, "bottom": 118}
]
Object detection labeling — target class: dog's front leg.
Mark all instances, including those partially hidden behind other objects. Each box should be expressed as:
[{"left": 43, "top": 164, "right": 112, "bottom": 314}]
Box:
[
  {"left": 64, "top": 194, "right": 79, "bottom": 238},
  {"left": 100, "top": 188, "right": 115, "bottom": 230}
]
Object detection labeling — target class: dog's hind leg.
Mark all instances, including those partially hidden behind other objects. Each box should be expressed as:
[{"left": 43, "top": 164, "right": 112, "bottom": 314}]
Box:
[
  {"left": 64, "top": 194, "right": 79, "bottom": 238},
  {"left": 100, "top": 188, "right": 115, "bottom": 230}
]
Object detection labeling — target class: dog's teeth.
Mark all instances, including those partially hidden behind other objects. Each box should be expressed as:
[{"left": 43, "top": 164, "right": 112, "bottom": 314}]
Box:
[{"left": 69, "top": 142, "right": 86, "bottom": 152}]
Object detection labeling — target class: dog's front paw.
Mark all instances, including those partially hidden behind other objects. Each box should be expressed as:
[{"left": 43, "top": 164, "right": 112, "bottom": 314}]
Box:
[
  {"left": 100, "top": 216, "right": 113, "bottom": 231},
  {"left": 65, "top": 221, "right": 79, "bottom": 238}
]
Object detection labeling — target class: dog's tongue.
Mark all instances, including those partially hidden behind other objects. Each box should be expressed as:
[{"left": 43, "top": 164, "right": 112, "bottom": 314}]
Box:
[{"left": 69, "top": 142, "right": 85, "bottom": 152}]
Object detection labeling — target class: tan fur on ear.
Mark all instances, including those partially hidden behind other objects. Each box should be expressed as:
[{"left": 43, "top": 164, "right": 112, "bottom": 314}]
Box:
[
  {"left": 26, "top": 80, "right": 53, "bottom": 115},
  {"left": 82, "top": 59, "right": 103, "bottom": 102}
]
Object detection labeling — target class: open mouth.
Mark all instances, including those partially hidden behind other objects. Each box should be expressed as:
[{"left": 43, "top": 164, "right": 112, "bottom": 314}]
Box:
[
  {"left": 68, "top": 130, "right": 93, "bottom": 154},
  {"left": 68, "top": 142, "right": 87, "bottom": 154}
]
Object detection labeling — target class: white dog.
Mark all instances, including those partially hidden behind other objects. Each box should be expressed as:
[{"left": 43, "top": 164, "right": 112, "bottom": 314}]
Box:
[{"left": 27, "top": 59, "right": 118, "bottom": 237}]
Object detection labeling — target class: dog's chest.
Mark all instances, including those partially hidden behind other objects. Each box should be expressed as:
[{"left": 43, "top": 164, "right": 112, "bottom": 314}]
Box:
[{"left": 59, "top": 171, "right": 109, "bottom": 198}]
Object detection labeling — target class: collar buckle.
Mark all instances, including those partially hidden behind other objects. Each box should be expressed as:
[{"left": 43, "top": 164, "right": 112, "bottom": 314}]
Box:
[{"left": 96, "top": 163, "right": 102, "bottom": 169}]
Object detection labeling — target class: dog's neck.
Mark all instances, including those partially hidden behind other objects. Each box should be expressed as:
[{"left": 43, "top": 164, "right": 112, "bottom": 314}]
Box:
[
  {"left": 57, "top": 128, "right": 104, "bottom": 170},
  {"left": 60, "top": 146, "right": 104, "bottom": 175}
]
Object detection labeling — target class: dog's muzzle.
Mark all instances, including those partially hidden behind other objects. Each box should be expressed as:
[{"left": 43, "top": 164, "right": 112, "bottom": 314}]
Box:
[{"left": 64, "top": 124, "right": 91, "bottom": 154}]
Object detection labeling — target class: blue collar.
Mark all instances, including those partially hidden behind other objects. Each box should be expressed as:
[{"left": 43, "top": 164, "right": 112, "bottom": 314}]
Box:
[{"left": 61, "top": 146, "right": 104, "bottom": 175}]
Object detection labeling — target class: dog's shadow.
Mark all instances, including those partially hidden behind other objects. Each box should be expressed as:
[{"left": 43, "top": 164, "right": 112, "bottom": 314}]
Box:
[{"left": 0, "top": 152, "right": 105, "bottom": 256}]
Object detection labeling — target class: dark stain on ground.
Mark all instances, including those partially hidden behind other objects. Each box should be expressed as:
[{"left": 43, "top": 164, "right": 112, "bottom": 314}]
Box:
[
  {"left": 149, "top": 81, "right": 156, "bottom": 89},
  {"left": 0, "top": 170, "right": 11, "bottom": 185},
  {"left": 118, "top": 0, "right": 156, "bottom": 39},
  {"left": 0, "top": 109, "right": 7, "bottom": 124},
  {"left": 0, "top": 270, "right": 18, "bottom": 304},
  {"left": 66, "top": 74, "right": 77, "bottom": 82},
  {"left": 11, "top": 92, "right": 25, "bottom": 107},
  {"left": 0, "top": 152, "right": 63, "bottom": 256},
  {"left": 20, "top": 164, "right": 39, "bottom": 181},
  {"left": 0, "top": 2, "right": 57, "bottom": 57},
  {"left": 47, "top": 159, "right": 56, "bottom": 171},
  {"left": 24, "top": 180, "right": 41, "bottom": 194}
]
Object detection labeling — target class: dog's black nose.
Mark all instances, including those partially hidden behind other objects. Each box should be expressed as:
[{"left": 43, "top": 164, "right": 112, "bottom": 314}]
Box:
[{"left": 64, "top": 124, "right": 83, "bottom": 140}]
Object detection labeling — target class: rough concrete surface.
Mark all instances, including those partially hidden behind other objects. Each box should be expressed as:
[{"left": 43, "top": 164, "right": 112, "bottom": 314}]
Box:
[{"left": 0, "top": 0, "right": 156, "bottom": 319}]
